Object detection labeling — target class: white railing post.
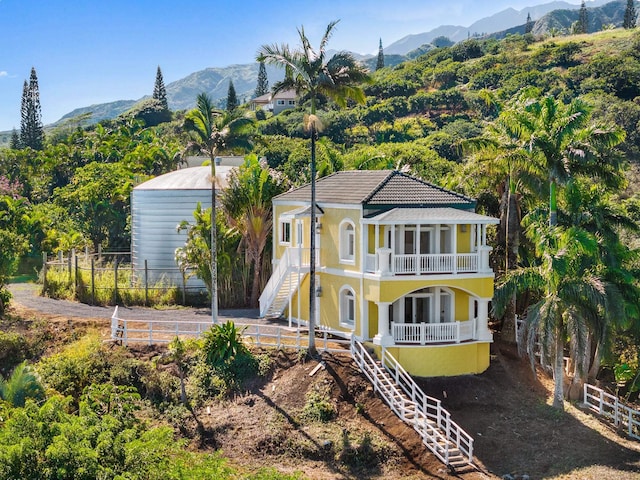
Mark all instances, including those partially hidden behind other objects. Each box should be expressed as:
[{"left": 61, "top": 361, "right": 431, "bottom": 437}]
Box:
[
  {"left": 599, "top": 389, "right": 604, "bottom": 415},
  {"left": 456, "top": 322, "right": 461, "bottom": 344},
  {"left": 420, "top": 323, "right": 426, "bottom": 345}
]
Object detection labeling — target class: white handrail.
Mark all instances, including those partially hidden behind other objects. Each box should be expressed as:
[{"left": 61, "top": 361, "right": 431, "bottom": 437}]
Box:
[
  {"left": 584, "top": 383, "right": 640, "bottom": 440},
  {"left": 350, "top": 336, "right": 473, "bottom": 467},
  {"left": 378, "top": 344, "right": 474, "bottom": 465},
  {"left": 259, "top": 249, "right": 291, "bottom": 317}
]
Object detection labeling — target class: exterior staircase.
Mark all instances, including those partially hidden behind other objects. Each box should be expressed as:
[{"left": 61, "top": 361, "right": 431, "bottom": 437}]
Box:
[
  {"left": 350, "top": 337, "right": 474, "bottom": 470},
  {"left": 259, "top": 247, "right": 310, "bottom": 318}
]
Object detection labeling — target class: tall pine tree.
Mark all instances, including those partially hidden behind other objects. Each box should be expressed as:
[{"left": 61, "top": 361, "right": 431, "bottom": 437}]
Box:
[
  {"left": 9, "top": 128, "right": 20, "bottom": 150},
  {"left": 624, "top": 0, "right": 637, "bottom": 29},
  {"left": 577, "top": 1, "right": 588, "bottom": 34},
  {"left": 153, "top": 66, "right": 168, "bottom": 110},
  {"left": 525, "top": 12, "right": 534, "bottom": 33},
  {"left": 254, "top": 61, "right": 269, "bottom": 98},
  {"left": 376, "top": 38, "right": 385, "bottom": 70},
  {"left": 19, "top": 67, "right": 44, "bottom": 151},
  {"left": 226, "top": 80, "right": 238, "bottom": 111}
]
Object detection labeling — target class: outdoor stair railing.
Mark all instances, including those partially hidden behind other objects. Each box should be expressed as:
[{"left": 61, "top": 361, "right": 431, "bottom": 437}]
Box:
[
  {"left": 350, "top": 336, "right": 474, "bottom": 469},
  {"left": 583, "top": 383, "right": 640, "bottom": 440}
]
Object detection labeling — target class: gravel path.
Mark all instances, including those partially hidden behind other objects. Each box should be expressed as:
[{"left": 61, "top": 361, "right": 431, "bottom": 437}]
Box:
[{"left": 8, "top": 282, "right": 263, "bottom": 324}]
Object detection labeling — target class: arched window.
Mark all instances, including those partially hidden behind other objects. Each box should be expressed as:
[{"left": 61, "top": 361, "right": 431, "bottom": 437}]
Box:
[
  {"left": 340, "top": 220, "right": 355, "bottom": 263},
  {"left": 340, "top": 287, "right": 356, "bottom": 328}
]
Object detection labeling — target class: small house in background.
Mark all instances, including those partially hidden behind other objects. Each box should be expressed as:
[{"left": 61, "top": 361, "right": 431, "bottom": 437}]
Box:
[
  {"left": 259, "top": 170, "right": 500, "bottom": 378},
  {"left": 250, "top": 89, "right": 297, "bottom": 115},
  {"left": 131, "top": 157, "right": 240, "bottom": 290}
]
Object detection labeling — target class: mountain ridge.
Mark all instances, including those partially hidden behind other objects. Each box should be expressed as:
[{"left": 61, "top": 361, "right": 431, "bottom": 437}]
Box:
[{"left": 2, "top": 0, "right": 628, "bottom": 134}]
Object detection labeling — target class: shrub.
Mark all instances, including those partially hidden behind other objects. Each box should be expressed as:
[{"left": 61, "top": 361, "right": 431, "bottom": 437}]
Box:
[
  {"left": 0, "top": 332, "right": 28, "bottom": 375},
  {"left": 202, "top": 322, "right": 248, "bottom": 366},
  {"left": 36, "top": 333, "right": 110, "bottom": 402},
  {"left": 301, "top": 381, "right": 335, "bottom": 423}
]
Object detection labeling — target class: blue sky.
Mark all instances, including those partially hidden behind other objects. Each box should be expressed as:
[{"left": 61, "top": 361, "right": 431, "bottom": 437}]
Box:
[{"left": 0, "top": 0, "right": 583, "bottom": 131}]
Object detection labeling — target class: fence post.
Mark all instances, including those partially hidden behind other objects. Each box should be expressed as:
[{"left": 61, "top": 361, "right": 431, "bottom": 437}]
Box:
[
  {"left": 74, "top": 254, "right": 79, "bottom": 299},
  {"left": 68, "top": 249, "right": 72, "bottom": 277},
  {"left": 98, "top": 244, "right": 102, "bottom": 263},
  {"left": 180, "top": 272, "right": 186, "bottom": 306},
  {"left": 114, "top": 259, "right": 119, "bottom": 305},
  {"left": 144, "top": 259, "right": 149, "bottom": 307},
  {"left": 91, "top": 258, "right": 95, "bottom": 305},
  {"left": 42, "top": 251, "right": 48, "bottom": 292}
]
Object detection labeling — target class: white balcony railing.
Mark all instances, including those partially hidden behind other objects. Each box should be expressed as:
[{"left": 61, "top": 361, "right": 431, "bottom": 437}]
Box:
[
  {"left": 365, "top": 249, "right": 490, "bottom": 276},
  {"left": 392, "top": 319, "right": 476, "bottom": 344}
]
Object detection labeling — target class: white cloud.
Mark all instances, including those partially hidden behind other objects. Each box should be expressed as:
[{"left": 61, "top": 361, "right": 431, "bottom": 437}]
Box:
[{"left": 0, "top": 71, "right": 8, "bottom": 78}]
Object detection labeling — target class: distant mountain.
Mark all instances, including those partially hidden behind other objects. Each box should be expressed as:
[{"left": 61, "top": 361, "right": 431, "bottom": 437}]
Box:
[
  {"left": 533, "top": 0, "right": 630, "bottom": 33},
  {"left": 384, "top": 0, "right": 610, "bottom": 54},
  {"left": 54, "top": 64, "right": 286, "bottom": 127},
  {"left": 488, "top": 0, "right": 631, "bottom": 39},
  {"left": 56, "top": 100, "right": 138, "bottom": 126},
  {"left": 43, "top": 0, "right": 618, "bottom": 129}
]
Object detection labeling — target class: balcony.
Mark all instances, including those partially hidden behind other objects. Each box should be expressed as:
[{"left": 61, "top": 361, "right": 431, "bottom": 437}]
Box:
[
  {"left": 365, "top": 247, "right": 492, "bottom": 276},
  {"left": 392, "top": 319, "right": 476, "bottom": 345}
]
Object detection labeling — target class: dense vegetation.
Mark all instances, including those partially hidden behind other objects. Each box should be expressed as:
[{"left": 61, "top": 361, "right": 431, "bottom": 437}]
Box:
[
  {"left": 2, "top": 26, "right": 640, "bottom": 472},
  {"left": 0, "top": 322, "right": 311, "bottom": 479}
]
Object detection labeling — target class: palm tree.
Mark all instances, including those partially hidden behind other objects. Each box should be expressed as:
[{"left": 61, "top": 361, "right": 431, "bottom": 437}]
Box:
[
  {"left": 221, "top": 155, "right": 287, "bottom": 307},
  {"left": 257, "top": 20, "right": 369, "bottom": 354},
  {"left": 497, "top": 92, "right": 628, "bottom": 409},
  {"left": 463, "top": 111, "right": 540, "bottom": 342},
  {"left": 561, "top": 179, "right": 640, "bottom": 393},
  {"left": 0, "top": 362, "right": 45, "bottom": 407},
  {"left": 183, "top": 94, "right": 253, "bottom": 320},
  {"left": 510, "top": 90, "right": 625, "bottom": 227},
  {"left": 494, "top": 221, "right": 625, "bottom": 410}
]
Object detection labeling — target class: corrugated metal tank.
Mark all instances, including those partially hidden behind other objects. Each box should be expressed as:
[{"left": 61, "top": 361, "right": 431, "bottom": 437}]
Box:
[{"left": 131, "top": 165, "right": 234, "bottom": 289}]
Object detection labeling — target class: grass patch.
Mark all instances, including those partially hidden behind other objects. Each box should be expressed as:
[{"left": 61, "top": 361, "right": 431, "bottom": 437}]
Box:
[{"left": 43, "top": 262, "right": 183, "bottom": 306}]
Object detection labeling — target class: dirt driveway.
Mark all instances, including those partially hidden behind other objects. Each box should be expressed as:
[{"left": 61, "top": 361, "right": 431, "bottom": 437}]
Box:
[{"left": 8, "top": 282, "right": 261, "bottom": 324}]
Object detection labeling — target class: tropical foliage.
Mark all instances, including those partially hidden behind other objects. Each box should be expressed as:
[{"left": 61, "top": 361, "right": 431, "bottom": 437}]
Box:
[{"left": 0, "top": 27, "right": 639, "bottom": 408}]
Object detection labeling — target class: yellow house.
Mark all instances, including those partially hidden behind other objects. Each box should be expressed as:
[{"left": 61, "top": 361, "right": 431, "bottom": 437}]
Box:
[{"left": 259, "top": 170, "right": 499, "bottom": 377}]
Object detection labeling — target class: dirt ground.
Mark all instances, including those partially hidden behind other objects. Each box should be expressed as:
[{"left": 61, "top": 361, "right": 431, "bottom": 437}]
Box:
[{"left": 4, "top": 297, "right": 640, "bottom": 480}]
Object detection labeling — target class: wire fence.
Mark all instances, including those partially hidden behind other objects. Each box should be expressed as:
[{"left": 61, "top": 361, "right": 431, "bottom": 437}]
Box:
[{"left": 42, "top": 248, "right": 206, "bottom": 307}]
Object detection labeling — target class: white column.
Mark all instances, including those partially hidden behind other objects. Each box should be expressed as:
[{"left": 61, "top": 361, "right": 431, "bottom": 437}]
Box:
[
  {"left": 360, "top": 289, "right": 368, "bottom": 341},
  {"left": 378, "top": 248, "right": 392, "bottom": 275},
  {"left": 452, "top": 224, "right": 458, "bottom": 273},
  {"left": 417, "top": 225, "right": 423, "bottom": 275},
  {"left": 374, "top": 224, "right": 380, "bottom": 273},
  {"left": 373, "top": 301, "right": 393, "bottom": 346},
  {"left": 476, "top": 298, "right": 493, "bottom": 341}
]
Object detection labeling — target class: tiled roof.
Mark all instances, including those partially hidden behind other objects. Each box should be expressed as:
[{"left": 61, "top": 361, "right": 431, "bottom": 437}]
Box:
[
  {"left": 275, "top": 170, "right": 391, "bottom": 204},
  {"left": 275, "top": 170, "right": 474, "bottom": 207}
]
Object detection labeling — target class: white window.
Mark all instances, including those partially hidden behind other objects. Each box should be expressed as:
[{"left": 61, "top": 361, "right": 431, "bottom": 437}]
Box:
[
  {"left": 340, "top": 287, "right": 356, "bottom": 328},
  {"left": 288, "top": 100, "right": 296, "bottom": 106},
  {"left": 296, "top": 221, "right": 303, "bottom": 246},
  {"left": 276, "top": 99, "right": 285, "bottom": 105},
  {"left": 279, "top": 220, "right": 291, "bottom": 244},
  {"left": 340, "top": 220, "right": 355, "bottom": 263}
]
